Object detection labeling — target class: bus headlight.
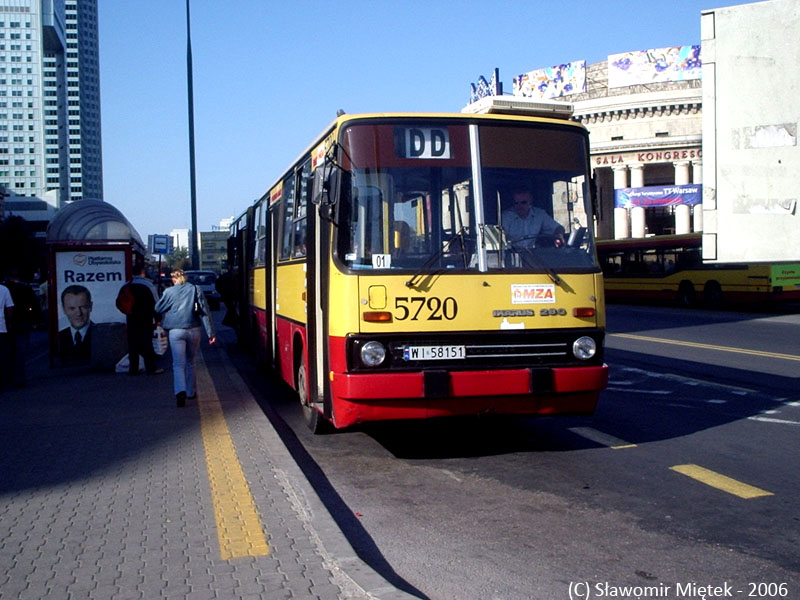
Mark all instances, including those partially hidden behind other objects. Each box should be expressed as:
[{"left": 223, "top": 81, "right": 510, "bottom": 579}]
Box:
[
  {"left": 572, "top": 336, "right": 597, "bottom": 360},
  {"left": 360, "top": 341, "right": 386, "bottom": 367}
]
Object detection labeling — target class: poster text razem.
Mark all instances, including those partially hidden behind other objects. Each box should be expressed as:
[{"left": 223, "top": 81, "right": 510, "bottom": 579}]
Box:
[
  {"left": 511, "top": 284, "right": 556, "bottom": 304},
  {"left": 55, "top": 250, "right": 126, "bottom": 328}
]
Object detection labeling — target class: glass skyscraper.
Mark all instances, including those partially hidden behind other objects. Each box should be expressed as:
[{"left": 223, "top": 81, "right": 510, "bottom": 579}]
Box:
[{"left": 0, "top": 0, "right": 101, "bottom": 206}]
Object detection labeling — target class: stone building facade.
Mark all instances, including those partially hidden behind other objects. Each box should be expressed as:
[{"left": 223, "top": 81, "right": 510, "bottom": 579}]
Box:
[{"left": 566, "top": 60, "right": 703, "bottom": 240}]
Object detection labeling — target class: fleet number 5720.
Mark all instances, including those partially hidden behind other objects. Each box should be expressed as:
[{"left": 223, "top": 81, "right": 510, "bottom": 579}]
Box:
[{"left": 394, "top": 296, "right": 458, "bottom": 321}]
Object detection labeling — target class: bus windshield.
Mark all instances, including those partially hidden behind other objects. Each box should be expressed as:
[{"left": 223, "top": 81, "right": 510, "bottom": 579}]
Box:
[{"left": 335, "top": 120, "right": 597, "bottom": 273}]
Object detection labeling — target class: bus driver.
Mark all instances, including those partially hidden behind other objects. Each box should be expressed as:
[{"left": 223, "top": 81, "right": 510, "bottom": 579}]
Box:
[{"left": 501, "top": 189, "right": 565, "bottom": 248}]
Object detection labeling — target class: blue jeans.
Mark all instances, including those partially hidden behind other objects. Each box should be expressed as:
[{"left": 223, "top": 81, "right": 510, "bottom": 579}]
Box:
[{"left": 168, "top": 327, "right": 201, "bottom": 397}]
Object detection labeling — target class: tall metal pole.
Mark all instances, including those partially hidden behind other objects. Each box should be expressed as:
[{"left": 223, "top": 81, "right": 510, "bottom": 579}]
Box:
[{"left": 186, "top": 0, "right": 200, "bottom": 268}]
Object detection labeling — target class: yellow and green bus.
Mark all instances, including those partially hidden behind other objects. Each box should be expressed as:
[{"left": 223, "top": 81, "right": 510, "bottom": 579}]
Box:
[
  {"left": 598, "top": 233, "right": 800, "bottom": 307},
  {"left": 228, "top": 101, "right": 608, "bottom": 431}
]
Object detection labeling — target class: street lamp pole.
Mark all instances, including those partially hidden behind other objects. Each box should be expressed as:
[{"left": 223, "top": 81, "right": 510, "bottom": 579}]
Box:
[{"left": 186, "top": 0, "right": 200, "bottom": 268}]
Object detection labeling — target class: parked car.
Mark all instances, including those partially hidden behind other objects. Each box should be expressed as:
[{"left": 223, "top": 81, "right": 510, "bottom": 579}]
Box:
[{"left": 184, "top": 270, "right": 221, "bottom": 310}]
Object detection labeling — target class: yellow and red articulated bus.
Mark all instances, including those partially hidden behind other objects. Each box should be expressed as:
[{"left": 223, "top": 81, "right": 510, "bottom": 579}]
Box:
[
  {"left": 597, "top": 233, "right": 800, "bottom": 308},
  {"left": 228, "top": 100, "right": 608, "bottom": 432}
]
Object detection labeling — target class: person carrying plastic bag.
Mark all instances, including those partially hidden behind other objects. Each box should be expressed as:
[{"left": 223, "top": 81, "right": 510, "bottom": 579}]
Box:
[{"left": 154, "top": 269, "right": 216, "bottom": 407}]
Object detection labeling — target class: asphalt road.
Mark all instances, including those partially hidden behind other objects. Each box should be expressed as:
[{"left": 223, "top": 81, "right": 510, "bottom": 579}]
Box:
[{"left": 229, "top": 304, "right": 800, "bottom": 600}]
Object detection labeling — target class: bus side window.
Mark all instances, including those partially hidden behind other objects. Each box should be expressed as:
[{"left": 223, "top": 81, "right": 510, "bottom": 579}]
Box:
[
  {"left": 664, "top": 251, "right": 678, "bottom": 273},
  {"left": 279, "top": 174, "right": 296, "bottom": 260},
  {"left": 292, "top": 161, "right": 311, "bottom": 258},
  {"left": 643, "top": 249, "right": 662, "bottom": 274},
  {"left": 602, "top": 254, "right": 622, "bottom": 276},
  {"left": 293, "top": 220, "right": 307, "bottom": 257},
  {"left": 253, "top": 202, "right": 266, "bottom": 266}
]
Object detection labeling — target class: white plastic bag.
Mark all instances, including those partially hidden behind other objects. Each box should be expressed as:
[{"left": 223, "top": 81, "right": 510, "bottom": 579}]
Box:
[
  {"left": 116, "top": 353, "right": 145, "bottom": 373},
  {"left": 153, "top": 325, "right": 168, "bottom": 356}
]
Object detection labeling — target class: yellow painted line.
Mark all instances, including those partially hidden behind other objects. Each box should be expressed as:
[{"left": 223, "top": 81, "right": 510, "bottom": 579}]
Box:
[
  {"left": 611, "top": 333, "right": 800, "bottom": 362},
  {"left": 196, "top": 355, "right": 270, "bottom": 560},
  {"left": 670, "top": 464, "right": 773, "bottom": 499},
  {"left": 568, "top": 427, "right": 637, "bottom": 449}
]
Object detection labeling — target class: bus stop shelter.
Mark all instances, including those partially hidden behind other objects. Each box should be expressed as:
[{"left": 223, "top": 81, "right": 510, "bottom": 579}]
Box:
[{"left": 45, "top": 200, "right": 146, "bottom": 370}]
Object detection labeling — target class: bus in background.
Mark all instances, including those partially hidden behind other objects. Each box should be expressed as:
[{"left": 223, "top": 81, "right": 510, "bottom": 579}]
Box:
[
  {"left": 229, "top": 98, "right": 608, "bottom": 432},
  {"left": 597, "top": 233, "right": 800, "bottom": 308}
]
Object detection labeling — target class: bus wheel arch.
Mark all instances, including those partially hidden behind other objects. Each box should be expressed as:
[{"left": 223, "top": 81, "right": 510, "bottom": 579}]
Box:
[{"left": 677, "top": 280, "right": 696, "bottom": 307}]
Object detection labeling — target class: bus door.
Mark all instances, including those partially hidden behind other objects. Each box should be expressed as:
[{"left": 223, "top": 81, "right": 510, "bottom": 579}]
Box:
[
  {"left": 251, "top": 199, "right": 273, "bottom": 366},
  {"left": 273, "top": 159, "right": 318, "bottom": 400},
  {"left": 292, "top": 157, "right": 326, "bottom": 414},
  {"left": 239, "top": 206, "right": 255, "bottom": 350}
]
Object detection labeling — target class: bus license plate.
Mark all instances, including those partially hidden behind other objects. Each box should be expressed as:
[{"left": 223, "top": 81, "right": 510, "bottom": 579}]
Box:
[{"left": 403, "top": 345, "right": 465, "bottom": 361}]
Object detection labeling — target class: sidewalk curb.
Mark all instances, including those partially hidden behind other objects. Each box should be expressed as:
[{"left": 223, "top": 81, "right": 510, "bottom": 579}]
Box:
[{"left": 213, "top": 344, "right": 422, "bottom": 600}]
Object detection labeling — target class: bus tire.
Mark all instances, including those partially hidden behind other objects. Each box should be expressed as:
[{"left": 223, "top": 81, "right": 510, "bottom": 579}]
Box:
[
  {"left": 296, "top": 359, "right": 326, "bottom": 434},
  {"left": 677, "top": 281, "right": 696, "bottom": 307},
  {"left": 704, "top": 280, "right": 723, "bottom": 308}
]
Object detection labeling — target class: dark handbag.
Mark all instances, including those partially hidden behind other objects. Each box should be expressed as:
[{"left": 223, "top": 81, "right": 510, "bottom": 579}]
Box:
[{"left": 193, "top": 285, "right": 205, "bottom": 317}]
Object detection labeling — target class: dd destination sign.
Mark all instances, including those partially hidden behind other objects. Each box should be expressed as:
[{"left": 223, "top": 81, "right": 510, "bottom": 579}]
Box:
[{"left": 396, "top": 126, "right": 451, "bottom": 159}]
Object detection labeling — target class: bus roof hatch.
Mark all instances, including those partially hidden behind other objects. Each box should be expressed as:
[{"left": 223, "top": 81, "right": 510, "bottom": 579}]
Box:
[{"left": 462, "top": 96, "right": 574, "bottom": 120}]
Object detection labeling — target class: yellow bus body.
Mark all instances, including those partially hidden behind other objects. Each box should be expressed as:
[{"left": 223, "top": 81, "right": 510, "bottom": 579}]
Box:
[{"left": 231, "top": 109, "right": 609, "bottom": 429}]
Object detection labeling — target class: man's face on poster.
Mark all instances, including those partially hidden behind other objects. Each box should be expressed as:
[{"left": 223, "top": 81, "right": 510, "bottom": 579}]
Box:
[{"left": 63, "top": 292, "right": 92, "bottom": 329}]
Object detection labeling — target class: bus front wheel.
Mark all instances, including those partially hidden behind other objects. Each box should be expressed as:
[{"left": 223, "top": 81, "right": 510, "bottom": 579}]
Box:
[{"left": 296, "top": 360, "right": 326, "bottom": 433}]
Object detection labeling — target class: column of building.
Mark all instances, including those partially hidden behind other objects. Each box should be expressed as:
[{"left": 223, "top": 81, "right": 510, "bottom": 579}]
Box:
[
  {"left": 672, "top": 159, "right": 704, "bottom": 234},
  {"left": 674, "top": 161, "right": 691, "bottom": 234},
  {"left": 629, "top": 164, "right": 645, "bottom": 237},
  {"left": 613, "top": 158, "right": 704, "bottom": 239},
  {"left": 613, "top": 166, "right": 629, "bottom": 239},
  {"left": 612, "top": 164, "right": 647, "bottom": 239},
  {"left": 692, "top": 160, "right": 703, "bottom": 232}
]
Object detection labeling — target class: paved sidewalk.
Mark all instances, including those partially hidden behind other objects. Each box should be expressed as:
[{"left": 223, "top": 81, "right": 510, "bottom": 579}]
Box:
[{"left": 0, "top": 331, "right": 419, "bottom": 599}]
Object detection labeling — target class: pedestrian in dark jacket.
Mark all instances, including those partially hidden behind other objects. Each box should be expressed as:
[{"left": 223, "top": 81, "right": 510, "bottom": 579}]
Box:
[
  {"left": 117, "top": 262, "right": 163, "bottom": 376},
  {"left": 154, "top": 269, "right": 216, "bottom": 407},
  {"left": 4, "top": 268, "right": 41, "bottom": 386}
]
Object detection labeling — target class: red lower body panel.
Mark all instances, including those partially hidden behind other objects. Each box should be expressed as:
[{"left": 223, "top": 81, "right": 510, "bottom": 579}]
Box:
[
  {"left": 274, "top": 316, "right": 306, "bottom": 388},
  {"left": 329, "top": 365, "right": 608, "bottom": 429}
]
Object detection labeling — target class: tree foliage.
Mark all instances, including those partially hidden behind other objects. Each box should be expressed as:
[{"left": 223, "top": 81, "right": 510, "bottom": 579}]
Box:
[{"left": 166, "top": 247, "right": 190, "bottom": 271}]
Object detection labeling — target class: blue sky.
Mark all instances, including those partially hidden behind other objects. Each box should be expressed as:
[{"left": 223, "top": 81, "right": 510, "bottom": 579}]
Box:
[{"left": 97, "top": 0, "right": 736, "bottom": 242}]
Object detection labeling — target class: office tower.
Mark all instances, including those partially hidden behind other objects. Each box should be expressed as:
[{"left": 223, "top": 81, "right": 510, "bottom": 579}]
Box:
[
  {"left": 65, "top": 0, "right": 101, "bottom": 202},
  {"left": 0, "top": 0, "right": 102, "bottom": 206}
]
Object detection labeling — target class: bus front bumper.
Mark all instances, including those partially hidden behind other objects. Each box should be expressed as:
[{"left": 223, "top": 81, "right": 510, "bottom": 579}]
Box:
[{"left": 329, "top": 364, "right": 608, "bottom": 428}]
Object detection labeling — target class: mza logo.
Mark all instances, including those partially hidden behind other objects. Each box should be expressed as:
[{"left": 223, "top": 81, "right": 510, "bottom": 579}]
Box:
[{"left": 511, "top": 284, "right": 555, "bottom": 304}]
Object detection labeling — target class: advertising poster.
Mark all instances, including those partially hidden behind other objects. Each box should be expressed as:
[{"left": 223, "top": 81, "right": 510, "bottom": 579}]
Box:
[
  {"left": 513, "top": 61, "right": 586, "bottom": 100},
  {"left": 469, "top": 68, "right": 503, "bottom": 104},
  {"left": 769, "top": 264, "right": 800, "bottom": 288},
  {"left": 54, "top": 249, "right": 126, "bottom": 365},
  {"left": 614, "top": 185, "right": 703, "bottom": 209},
  {"left": 608, "top": 45, "right": 701, "bottom": 88}
]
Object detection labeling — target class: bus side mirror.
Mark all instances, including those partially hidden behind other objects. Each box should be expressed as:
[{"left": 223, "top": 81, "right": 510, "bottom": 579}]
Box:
[
  {"left": 567, "top": 226, "right": 587, "bottom": 248},
  {"left": 313, "top": 150, "right": 340, "bottom": 207},
  {"left": 312, "top": 164, "right": 332, "bottom": 206}
]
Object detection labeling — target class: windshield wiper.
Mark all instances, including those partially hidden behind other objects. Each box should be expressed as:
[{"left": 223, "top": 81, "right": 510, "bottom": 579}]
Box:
[
  {"left": 494, "top": 226, "right": 564, "bottom": 286},
  {"left": 516, "top": 245, "right": 564, "bottom": 286},
  {"left": 405, "top": 227, "right": 469, "bottom": 289}
]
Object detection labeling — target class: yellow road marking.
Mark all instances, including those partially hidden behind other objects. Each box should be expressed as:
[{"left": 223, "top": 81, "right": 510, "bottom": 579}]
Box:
[
  {"left": 568, "top": 427, "right": 637, "bottom": 449},
  {"left": 670, "top": 464, "right": 773, "bottom": 499},
  {"left": 610, "top": 333, "right": 800, "bottom": 362},
  {"left": 196, "top": 355, "right": 270, "bottom": 560}
]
